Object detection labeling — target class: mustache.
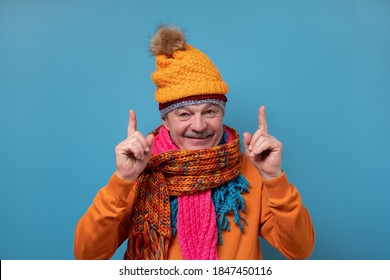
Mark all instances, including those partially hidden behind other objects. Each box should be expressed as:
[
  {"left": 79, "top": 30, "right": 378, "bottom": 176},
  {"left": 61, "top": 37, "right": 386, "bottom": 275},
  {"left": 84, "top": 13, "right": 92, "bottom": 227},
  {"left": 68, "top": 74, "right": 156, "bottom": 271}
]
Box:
[{"left": 184, "top": 131, "right": 215, "bottom": 139}]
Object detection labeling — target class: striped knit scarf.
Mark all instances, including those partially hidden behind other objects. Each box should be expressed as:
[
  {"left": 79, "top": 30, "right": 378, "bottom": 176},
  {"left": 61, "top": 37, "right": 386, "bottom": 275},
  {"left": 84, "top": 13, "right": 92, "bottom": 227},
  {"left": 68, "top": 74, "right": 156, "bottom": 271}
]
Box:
[{"left": 125, "top": 125, "right": 248, "bottom": 260}]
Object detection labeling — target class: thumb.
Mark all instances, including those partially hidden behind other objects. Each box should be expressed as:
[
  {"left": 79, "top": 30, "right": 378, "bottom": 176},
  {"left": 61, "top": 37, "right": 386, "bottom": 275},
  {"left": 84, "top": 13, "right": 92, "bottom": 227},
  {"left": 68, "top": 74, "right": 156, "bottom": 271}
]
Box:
[
  {"left": 243, "top": 132, "right": 252, "bottom": 151},
  {"left": 146, "top": 133, "right": 155, "bottom": 149}
]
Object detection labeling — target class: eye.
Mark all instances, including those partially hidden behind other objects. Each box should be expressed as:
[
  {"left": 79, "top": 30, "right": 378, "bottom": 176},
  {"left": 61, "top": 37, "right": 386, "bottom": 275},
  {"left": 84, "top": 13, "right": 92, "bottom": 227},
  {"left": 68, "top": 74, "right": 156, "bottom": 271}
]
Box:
[
  {"left": 205, "top": 109, "right": 218, "bottom": 116},
  {"left": 176, "top": 110, "right": 191, "bottom": 120},
  {"left": 179, "top": 112, "right": 189, "bottom": 117}
]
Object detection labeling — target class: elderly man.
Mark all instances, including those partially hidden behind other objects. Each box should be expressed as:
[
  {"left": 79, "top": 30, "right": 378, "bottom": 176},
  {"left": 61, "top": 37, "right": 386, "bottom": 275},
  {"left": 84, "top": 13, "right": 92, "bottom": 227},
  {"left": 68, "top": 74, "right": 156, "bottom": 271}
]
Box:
[{"left": 74, "top": 26, "right": 315, "bottom": 260}]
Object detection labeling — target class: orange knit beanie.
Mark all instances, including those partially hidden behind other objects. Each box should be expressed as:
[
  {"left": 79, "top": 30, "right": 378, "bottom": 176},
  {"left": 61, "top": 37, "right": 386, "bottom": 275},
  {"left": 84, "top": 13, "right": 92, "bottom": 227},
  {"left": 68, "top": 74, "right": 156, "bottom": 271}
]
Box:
[{"left": 150, "top": 26, "right": 228, "bottom": 116}]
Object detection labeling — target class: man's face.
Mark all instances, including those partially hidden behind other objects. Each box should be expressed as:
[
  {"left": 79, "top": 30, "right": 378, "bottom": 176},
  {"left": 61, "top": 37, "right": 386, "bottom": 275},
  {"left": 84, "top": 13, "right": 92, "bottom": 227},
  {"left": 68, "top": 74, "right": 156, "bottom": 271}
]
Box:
[{"left": 163, "top": 102, "right": 224, "bottom": 150}]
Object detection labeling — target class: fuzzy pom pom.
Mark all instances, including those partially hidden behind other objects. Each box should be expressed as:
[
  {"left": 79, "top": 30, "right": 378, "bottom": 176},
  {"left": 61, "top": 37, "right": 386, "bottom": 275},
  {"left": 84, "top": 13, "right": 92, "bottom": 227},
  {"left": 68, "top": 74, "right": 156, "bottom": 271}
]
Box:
[{"left": 150, "top": 25, "right": 186, "bottom": 56}]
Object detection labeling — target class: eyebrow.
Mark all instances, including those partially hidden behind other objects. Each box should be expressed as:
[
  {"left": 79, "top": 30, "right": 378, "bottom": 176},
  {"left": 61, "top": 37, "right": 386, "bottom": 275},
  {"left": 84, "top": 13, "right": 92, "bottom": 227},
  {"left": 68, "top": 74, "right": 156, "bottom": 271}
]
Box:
[{"left": 175, "top": 103, "right": 220, "bottom": 112}]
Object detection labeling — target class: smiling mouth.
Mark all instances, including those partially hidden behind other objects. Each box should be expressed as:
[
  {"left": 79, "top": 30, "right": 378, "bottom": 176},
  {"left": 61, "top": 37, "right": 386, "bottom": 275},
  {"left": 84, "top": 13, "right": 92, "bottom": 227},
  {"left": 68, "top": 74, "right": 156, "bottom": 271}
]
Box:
[
  {"left": 184, "top": 133, "right": 214, "bottom": 139},
  {"left": 185, "top": 135, "right": 212, "bottom": 139}
]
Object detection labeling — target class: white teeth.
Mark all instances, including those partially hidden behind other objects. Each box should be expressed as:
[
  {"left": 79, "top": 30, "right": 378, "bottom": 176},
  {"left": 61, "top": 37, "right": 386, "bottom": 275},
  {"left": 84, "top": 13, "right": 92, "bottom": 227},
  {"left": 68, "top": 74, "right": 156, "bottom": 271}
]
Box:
[
  {"left": 185, "top": 136, "right": 211, "bottom": 139},
  {"left": 184, "top": 133, "right": 214, "bottom": 139}
]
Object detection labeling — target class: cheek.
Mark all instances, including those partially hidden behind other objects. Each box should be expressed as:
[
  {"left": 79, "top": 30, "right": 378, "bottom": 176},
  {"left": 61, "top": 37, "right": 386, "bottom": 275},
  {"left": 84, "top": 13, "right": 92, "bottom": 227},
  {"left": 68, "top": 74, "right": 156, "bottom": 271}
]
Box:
[
  {"left": 166, "top": 119, "right": 188, "bottom": 136},
  {"left": 213, "top": 119, "right": 225, "bottom": 138},
  {"left": 210, "top": 117, "right": 224, "bottom": 131}
]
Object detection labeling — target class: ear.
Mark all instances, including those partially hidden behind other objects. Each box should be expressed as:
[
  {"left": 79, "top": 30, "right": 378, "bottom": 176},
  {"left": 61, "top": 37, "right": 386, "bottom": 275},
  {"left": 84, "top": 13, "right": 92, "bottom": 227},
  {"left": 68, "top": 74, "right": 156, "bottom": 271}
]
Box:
[{"left": 162, "top": 116, "right": 170, "bottom": 130}]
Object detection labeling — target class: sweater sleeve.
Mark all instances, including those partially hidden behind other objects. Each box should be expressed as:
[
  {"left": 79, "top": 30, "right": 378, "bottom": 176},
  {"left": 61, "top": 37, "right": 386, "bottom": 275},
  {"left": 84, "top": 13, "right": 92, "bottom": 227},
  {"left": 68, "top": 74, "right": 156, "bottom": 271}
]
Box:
[
  {"left": 259, "top": 173, "right": 315, "bottom": 259},
  {"left": 74, "top": 173, "right": 137, "bottom": 260}
]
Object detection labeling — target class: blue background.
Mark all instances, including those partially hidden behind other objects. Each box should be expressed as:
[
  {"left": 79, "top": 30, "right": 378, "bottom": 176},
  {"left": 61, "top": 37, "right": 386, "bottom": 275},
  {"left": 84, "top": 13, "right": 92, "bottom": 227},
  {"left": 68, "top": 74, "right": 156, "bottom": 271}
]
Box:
[{"left": 1, "top": 0, "right": 389, "bottom": 260}]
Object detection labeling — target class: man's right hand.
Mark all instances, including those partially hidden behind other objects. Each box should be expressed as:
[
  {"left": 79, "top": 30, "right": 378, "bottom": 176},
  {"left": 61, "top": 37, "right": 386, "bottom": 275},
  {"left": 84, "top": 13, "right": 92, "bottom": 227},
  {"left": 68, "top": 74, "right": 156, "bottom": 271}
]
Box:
[{"left": 115, "top": 110, "right": 154, "bottom": 181}]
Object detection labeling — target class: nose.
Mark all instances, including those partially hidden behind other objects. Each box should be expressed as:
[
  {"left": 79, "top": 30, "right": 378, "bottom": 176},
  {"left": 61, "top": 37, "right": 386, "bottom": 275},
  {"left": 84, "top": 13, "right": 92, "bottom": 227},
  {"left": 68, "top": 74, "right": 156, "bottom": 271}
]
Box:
[{"left": 191, "top": 114, "right": 207, "bottom": 132}]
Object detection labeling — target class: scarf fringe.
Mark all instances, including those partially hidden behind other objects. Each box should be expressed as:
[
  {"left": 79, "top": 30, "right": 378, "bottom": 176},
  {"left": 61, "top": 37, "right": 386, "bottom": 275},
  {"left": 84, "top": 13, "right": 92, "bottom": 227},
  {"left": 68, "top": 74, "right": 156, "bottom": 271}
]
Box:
[
  {"left": 126, "top": 225, "right": 170, "bottom": 260},
  {"left": 213, "top": 174, "right": 249, "bottom": 245}
]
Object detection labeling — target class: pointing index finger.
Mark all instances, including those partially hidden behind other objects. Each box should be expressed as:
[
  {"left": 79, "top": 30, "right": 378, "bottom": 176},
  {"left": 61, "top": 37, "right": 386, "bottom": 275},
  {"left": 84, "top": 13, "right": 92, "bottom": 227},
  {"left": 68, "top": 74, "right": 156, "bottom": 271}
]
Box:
[
  {"left": 258, "top": 106, "right": 268, "bottom": 133},
  {"left": 127, "top": 109, "right": 137, "bottom": 137}
]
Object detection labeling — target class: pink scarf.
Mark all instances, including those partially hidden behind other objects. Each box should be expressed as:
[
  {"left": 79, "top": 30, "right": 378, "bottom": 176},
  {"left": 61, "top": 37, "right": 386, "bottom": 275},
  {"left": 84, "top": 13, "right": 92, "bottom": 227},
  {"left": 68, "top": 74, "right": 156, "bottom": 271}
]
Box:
[{"left": 152, "top": 126, "right": 232, "bottom": 259}]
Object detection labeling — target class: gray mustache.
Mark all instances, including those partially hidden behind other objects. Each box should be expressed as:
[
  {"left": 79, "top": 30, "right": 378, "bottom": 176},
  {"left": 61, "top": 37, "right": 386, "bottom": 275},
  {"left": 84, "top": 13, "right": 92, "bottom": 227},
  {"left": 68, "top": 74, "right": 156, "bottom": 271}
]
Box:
[{"left": 184, "top": 131, "right": 214, "bottom": 139}]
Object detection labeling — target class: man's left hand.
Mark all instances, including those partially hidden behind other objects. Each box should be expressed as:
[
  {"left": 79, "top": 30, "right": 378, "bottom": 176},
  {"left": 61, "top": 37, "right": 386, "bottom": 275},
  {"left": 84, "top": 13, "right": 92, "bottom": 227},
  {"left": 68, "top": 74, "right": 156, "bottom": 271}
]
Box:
[{"left": 243, "top": 106, "right": 283, "bottom": 180}]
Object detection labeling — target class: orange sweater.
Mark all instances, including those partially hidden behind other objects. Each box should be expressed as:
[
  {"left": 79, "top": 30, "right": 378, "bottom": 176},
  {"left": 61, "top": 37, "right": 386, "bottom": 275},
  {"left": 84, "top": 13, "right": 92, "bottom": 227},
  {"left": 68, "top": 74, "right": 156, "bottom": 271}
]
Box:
[{"left": 74, "top": 155, "right": 315, "bottom": 260}]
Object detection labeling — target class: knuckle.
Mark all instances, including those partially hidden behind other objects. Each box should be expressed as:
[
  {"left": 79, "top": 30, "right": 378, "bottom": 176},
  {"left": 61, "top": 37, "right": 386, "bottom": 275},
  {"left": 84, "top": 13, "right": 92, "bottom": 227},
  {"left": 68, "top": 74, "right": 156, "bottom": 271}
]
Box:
[
  {"left": 114, "top": 146, "right": 123, "bottom": 156},
  {"left": 133, "top": 131, "right": 142, "bottom": 138},
  {"left": 127, "top": 136, "right": 139, "bottom": 145},
  {"left": 115, "top": 143, "right": 122, "bottom": 152}
]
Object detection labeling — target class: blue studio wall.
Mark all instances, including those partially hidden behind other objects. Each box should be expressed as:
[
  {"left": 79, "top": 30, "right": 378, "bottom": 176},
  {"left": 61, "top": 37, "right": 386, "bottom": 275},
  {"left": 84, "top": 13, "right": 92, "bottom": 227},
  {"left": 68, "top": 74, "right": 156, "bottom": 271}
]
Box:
[{"left": 1, "top": 0, "right": 389, "bottom": 260}]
